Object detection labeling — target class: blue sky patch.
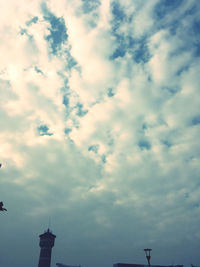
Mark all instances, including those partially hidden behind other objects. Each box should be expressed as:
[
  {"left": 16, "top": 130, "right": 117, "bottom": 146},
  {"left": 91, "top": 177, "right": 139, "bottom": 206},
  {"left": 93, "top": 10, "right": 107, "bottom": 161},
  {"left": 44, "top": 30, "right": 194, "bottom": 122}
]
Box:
[
  {"left": 37, "top": 125, "right": 53, "bottom": 136},
  {"left": 191, "top": 115, "right": 200, "bottom": 126},
  {"left": 41, "top": 3, "right": 68, "bottom": 55},
  {"left": 191, "top": 19, "right": 200, "bottom": 36},
  {"left": 65, "top": 50, "right": 78, "bottom": 70},
  {"left": 76, "top": 103, "right": 88, "bottom": 117},
  {"left": 161, "top": 140, "right": 172, "bottom": 148},
  {"left": 20, "top": 28, "right": 36, "bottom": 49},
  {"left": 62, "top": 95, "right": 69, "bottom": 107},
  {"left": 26, "top": 16, "right": 38, "bottom": 26},
  {"left": 110, "top": 2, "right": 134, "bottom": 60},
  {"left": 110, "top": 35, "right": 151, "bottom": 62},
  {"left": 20, "top": 28, "right": 34, "bottom": 41},
  {"left": 110, "top": 2, "right": 127, "bottom": 45},
  {"left": 168, "top": 19, "right": 180, "bottom": 36},
  {"left": 110, "top": 2, "right": 127, "bottom": 51},
  {"left": 154, "top": 0, "right": 184, "bottom": 20},
  {"left": 34, "top": 66, "right": 43, "bottom": 75},
  {"left": 81, "top": 0, "right": 100, "bottom": 14},
  {"left": 194, "top": 43, "right": 200, "bottom": 57},
  {"left": 111, "top": 1, "right": 126, "bottom": 26},
  {"left": 176, "top": 65, "right": 189, "bottom": 76},
  {"left": 110, "top": 34, "right": 129, "bottom": 60},
  {"left": 162, "top": 86, "right": 179, "bottom": 95},
  {"left": 64, "top": 128, "right": 72, "bottom": 135},
  {"left": 138, "top": 140, "right": 151, "bottom": 150},
  {"left": 101, "top": 154, "right": 107, "bottom": 163},
  {"left": 142, "top": 123, "right": 148, "bottom": 130},
  {"left": 132, "top": 37, "right": 151, "bottom": 64},
  {"left": 107, "top": 88, "right": 115, "bottom": 97},
  {"left": 20, "top": 28, "right": 28, "bottom": 36},
  {"left": 192, "top": 20, "right": 200, "bottom": 57},
  {"left": 110, "top": 9, "right": 151, "bottom": 63},
  {"left": 110, "top": 45, "right": 126, "bottom": 59},
  {"left": 88, "top": 144, "right": 99, "bottom": 153},
  {"left": 184, "top": 5, "right": 196, "bottom": 17}
]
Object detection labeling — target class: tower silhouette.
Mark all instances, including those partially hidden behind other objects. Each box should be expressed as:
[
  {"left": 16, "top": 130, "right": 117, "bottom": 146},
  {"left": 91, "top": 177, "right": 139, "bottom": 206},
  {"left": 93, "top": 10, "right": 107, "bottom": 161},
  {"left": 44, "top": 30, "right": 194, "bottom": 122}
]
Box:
[{"left": 38, "top": 229, "right": 56, "bottom": 267}]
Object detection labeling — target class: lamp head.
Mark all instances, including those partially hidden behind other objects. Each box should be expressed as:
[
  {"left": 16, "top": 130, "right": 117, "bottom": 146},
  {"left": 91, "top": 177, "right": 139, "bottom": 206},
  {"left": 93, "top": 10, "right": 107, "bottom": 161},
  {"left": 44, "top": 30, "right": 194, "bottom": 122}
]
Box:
[{"left": 144, "top": 249, "right": 152, "bottom": 265}]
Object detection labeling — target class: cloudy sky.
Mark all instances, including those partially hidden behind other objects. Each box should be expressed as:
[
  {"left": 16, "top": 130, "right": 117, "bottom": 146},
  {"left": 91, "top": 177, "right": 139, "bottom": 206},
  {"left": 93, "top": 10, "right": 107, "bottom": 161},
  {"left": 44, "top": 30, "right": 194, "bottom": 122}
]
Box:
[{"left": 0, "top": 0, "right": 200, "bottom": 267}]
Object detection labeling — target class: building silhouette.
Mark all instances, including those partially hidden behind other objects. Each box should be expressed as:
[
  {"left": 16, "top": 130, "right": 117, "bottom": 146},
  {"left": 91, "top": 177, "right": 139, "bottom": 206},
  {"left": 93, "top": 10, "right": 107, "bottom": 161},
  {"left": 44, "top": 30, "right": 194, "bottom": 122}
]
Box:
[
  {"left": 114, "top": 263, "right": 183, "bottom": 267},
  {"left": 56, "top": 264, "right": 81, "bottom": 267},
  {"left": 38, "top": 228, "right": 56, "bottom": 267}
]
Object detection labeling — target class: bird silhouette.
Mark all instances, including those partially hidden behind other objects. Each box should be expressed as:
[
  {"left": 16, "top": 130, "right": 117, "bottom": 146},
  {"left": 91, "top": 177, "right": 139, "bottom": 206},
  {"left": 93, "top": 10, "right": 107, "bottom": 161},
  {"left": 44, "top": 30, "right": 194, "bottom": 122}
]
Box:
[{"left": 0, "top": 202, "right": 7, "bottom": 211}]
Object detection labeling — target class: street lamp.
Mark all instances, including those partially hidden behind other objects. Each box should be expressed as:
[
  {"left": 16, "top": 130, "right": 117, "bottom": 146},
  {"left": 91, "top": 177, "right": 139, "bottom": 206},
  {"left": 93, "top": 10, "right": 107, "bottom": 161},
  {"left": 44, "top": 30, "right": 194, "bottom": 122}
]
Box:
[{"left": 144, "top": 248, "right": 152, "bottom": 267}]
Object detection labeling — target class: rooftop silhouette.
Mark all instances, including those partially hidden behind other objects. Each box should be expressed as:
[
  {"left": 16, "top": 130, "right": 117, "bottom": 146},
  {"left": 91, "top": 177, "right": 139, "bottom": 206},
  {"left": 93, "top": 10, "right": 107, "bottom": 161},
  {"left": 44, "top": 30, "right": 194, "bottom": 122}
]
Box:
[{"left": 38, "top": 228, "right": 56, "bottom": 267}]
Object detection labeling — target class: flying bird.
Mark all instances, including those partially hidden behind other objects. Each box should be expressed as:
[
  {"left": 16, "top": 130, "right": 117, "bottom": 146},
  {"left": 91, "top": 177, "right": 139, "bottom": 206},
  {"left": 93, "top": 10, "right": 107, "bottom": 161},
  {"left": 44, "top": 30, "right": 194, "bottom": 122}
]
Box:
[{"left": 0, "top": 202, "right": 7, "bottom": 211}]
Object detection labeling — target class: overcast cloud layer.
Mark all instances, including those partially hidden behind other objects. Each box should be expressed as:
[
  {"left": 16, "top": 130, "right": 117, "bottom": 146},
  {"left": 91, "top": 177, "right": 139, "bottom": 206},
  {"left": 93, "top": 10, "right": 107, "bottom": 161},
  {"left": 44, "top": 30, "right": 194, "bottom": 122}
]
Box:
[{"left": 0, "top": 1, "right": 200, "bottom": 267}]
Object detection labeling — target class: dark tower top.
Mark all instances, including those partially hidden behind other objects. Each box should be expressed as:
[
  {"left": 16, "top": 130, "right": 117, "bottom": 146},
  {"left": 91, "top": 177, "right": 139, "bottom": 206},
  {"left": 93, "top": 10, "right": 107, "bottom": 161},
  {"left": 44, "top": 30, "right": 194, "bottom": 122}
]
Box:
[
  {"left": 38, "top": 229, "right": 56, "bottom": 267},
  {"left": 39, "top": 229, "right": 56, "bottom": 248}
]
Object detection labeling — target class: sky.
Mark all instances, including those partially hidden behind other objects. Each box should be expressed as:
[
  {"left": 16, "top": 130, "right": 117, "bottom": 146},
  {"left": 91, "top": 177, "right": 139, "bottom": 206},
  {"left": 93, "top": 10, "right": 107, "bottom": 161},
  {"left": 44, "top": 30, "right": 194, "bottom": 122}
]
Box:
[{"left": 0, "top": 0, "right": 200, "bottom": 267}]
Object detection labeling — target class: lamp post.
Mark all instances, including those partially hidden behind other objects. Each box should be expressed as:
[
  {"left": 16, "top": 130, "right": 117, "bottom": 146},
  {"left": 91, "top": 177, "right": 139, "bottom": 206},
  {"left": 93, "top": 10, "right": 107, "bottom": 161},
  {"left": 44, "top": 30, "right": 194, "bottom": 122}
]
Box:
[{"left": 144, "top": 248, "right": 152, "bottom": 267}]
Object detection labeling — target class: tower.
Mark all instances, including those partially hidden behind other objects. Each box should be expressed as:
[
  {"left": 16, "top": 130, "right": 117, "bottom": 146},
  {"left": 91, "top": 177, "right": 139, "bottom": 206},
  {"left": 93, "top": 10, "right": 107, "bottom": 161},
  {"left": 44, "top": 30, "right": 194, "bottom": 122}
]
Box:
[{"left": 38, "top": 229, "right": 56, "bottom": 267}]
